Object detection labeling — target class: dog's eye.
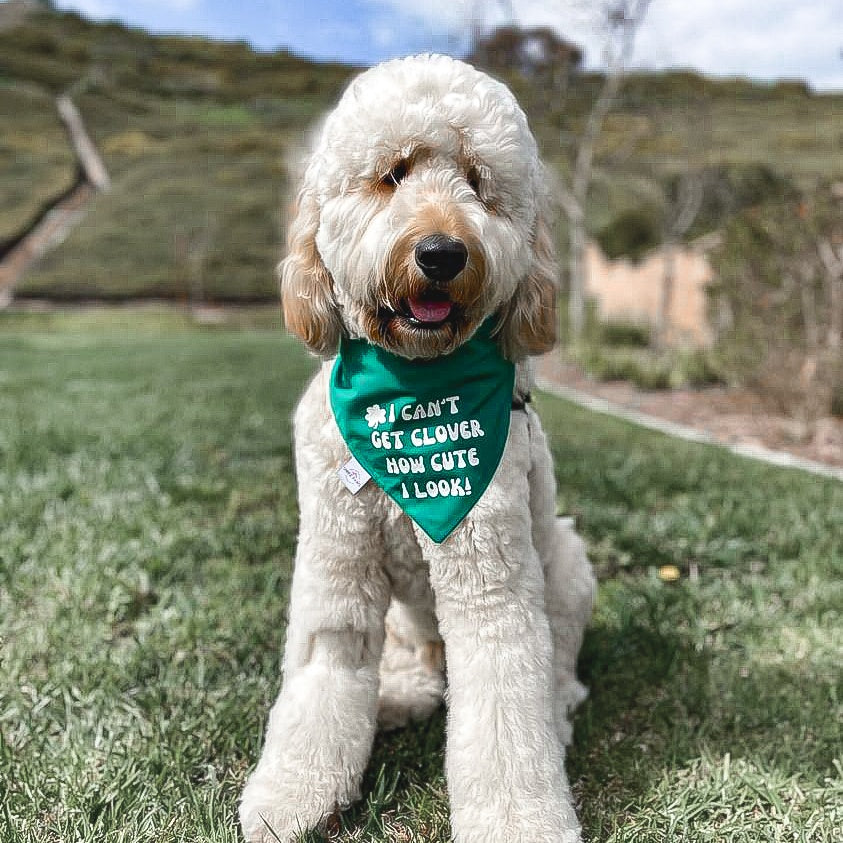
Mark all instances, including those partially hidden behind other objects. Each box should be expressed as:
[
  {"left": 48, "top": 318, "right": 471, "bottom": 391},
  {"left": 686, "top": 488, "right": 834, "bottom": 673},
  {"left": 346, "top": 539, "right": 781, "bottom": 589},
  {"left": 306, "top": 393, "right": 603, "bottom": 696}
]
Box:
[
  {"left": 381, "top": 160, "right": 409, "bottom": 188},
  {"left": 467, "top": 166, "right": 482, "bottom": 195}
]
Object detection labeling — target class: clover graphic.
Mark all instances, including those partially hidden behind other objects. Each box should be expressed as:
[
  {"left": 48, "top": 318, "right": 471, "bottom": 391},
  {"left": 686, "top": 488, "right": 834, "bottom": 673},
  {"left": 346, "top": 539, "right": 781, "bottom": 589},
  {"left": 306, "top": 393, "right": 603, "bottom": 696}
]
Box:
[{"left": 365, "top": 404, "right": 387, "bottom": 429}]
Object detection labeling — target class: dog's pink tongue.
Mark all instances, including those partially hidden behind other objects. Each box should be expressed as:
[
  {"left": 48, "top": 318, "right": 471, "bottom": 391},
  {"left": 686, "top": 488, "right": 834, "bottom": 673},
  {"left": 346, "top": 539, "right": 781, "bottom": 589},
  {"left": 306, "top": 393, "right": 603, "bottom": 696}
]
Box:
[{"left": 407, "top": 297, "right": 452, "bottom": 323}]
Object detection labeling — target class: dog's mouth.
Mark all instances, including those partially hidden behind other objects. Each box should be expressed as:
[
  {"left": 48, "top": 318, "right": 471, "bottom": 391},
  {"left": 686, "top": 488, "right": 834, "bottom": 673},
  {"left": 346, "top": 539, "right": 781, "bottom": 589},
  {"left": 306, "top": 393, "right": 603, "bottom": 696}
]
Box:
[{"left": 381, "top": 291, "right": 459, "bottom": 330}]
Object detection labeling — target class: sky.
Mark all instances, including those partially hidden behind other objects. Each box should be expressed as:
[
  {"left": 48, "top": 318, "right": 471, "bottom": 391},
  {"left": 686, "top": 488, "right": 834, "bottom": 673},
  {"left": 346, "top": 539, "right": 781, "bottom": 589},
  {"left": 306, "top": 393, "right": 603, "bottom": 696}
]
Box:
[{"left": 49, "top": 0, "right": 843, "bottom": 91}]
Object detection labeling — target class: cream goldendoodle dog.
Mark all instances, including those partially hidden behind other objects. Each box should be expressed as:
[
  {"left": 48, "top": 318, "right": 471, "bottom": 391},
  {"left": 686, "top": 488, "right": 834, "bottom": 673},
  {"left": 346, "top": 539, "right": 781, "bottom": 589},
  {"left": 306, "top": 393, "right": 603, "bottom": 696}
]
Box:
[{"left": 239, "top": 54, "right": 594, "bottom": 843}]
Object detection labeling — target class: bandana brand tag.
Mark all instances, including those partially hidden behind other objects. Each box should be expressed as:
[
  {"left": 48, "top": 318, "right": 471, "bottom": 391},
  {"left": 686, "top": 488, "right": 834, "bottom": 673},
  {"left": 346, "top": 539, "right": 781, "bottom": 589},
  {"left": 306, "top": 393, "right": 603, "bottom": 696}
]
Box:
[{"left": 338, "top": 456, "right": 371, "bottom": 494}]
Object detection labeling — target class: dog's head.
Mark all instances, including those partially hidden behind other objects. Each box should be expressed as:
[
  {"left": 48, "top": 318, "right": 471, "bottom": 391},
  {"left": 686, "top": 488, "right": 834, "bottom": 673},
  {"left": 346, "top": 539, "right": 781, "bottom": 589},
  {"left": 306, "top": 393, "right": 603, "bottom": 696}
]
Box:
[{"left": 281, "top": 54, "right": 557, "bottom": 360}]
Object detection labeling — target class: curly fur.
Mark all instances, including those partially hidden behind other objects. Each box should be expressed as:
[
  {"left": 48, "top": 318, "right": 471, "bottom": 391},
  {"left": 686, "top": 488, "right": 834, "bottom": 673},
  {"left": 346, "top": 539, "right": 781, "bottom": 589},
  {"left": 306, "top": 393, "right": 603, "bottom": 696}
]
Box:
[{"left": 241, "top": 54, "right": 594, "bottom": 843}]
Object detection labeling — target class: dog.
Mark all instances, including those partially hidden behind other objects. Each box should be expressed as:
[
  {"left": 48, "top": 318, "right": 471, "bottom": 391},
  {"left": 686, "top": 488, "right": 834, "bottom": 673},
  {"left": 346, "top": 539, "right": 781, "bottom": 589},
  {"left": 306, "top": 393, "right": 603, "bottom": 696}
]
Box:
[{"left": 239, "top": 54, "right": 594, "bottom": 843}]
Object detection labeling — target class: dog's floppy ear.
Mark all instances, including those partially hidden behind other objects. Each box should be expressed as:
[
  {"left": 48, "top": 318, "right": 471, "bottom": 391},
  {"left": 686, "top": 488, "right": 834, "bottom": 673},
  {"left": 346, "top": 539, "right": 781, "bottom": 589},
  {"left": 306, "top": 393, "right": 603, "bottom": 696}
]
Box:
[
  {"left": 497, "top": 209, "right": 559, "bottom": 360},
  {"left": 280, "top": 185, "right": 342, "bottom": 355}
]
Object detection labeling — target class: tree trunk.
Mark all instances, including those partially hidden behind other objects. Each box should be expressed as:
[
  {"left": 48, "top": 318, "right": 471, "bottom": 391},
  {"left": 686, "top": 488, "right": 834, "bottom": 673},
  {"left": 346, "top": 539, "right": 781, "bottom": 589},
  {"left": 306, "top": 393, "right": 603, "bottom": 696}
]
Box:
[
  {"left": 818, "top": 239, "right": 843, "bottom": 350},
  {"left": 56, "top": 94, "right": 110, "bottom": 192},
  {"left": 800, "top": 267, "right": 820, "bottom": 351},
  {"left": 567, "top": 207, "right": 586, "bottom": 341},
  {"left": 654, "top": 242, "right": 677, "bottom": 349}
]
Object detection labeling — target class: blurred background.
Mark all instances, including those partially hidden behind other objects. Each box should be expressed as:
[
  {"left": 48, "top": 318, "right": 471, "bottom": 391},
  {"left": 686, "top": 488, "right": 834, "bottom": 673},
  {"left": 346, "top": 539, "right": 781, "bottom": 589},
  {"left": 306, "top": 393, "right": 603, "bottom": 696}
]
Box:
[
  {"left": 3, "top": 5, "right": 842, "bottom": 841},
  {"left": 1, "top": 0, "right": 842, "bottom": 444}
]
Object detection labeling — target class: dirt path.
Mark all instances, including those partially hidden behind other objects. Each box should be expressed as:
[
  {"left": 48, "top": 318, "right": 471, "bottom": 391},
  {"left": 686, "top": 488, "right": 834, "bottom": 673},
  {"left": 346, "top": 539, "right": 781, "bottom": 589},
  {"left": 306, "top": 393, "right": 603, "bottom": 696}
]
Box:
[
  {"left": 536, "top": 352, "right": 843, "bottom": 477},
  {"left": 0, "top": 94, "right": 108, "bottom": 305},
  {"left": 0, "top": 181, "right": 94, "bottom": 306}
]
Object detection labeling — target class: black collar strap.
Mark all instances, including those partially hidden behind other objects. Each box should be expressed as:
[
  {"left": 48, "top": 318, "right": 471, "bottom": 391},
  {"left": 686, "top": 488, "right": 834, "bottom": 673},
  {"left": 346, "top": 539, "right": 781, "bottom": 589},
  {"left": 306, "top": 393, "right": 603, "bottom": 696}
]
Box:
[{"left": 511, "top": 391, "right": 532, "bottom": 412}]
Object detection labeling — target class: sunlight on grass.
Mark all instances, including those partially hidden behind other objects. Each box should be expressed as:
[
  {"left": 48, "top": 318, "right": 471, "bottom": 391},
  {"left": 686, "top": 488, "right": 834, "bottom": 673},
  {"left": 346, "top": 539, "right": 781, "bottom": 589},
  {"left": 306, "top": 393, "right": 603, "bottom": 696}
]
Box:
[{"left": 1, "top": 310, "right": 840, "bottom": 842}]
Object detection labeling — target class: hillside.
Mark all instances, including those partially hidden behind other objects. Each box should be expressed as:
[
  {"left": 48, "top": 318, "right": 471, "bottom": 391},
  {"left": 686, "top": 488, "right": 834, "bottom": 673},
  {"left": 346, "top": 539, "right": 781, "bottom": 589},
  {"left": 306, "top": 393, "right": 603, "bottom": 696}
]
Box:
[
  {"left": 1, "top": 4, "right": 842, "bottom": 300},
  {"left": 0, "top": 5, "right": 353, "bottom": 300}
]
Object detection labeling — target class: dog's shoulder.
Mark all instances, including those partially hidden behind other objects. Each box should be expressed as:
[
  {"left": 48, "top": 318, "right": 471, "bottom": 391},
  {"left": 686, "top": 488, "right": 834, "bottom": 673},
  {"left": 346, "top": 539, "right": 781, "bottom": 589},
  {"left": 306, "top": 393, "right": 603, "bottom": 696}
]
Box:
[{"left": 293, "top": 359, "right": 346, "bottom": 460}]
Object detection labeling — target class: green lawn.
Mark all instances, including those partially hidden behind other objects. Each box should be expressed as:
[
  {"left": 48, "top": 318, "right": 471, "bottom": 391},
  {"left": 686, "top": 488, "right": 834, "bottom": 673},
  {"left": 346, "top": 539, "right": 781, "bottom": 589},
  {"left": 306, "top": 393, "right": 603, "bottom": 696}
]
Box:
[{"left": 1, "top": 309, "right": 840, "bottom": 842}]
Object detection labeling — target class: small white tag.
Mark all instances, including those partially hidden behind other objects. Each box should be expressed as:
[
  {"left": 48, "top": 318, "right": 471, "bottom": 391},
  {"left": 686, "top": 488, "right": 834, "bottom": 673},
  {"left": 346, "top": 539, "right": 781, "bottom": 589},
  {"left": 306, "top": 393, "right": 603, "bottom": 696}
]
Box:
[{"left": 338, "top": 456, "right": 371, "bottom": 494}]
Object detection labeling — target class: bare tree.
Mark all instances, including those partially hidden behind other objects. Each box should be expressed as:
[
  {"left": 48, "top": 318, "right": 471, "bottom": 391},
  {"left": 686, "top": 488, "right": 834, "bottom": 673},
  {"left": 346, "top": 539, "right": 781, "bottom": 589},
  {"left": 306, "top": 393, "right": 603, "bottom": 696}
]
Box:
[
  {"left": 460, "top": 1, "right": 651, "bottom": 340},
  {"left": 652, "top": 169, "right": 705, "bottom": 348},
  {"left": 818, "top": 238, "right": 843, "bottom": 350},
  {"left": 555, "top": 0, "right": 652, "bottom": 341}
]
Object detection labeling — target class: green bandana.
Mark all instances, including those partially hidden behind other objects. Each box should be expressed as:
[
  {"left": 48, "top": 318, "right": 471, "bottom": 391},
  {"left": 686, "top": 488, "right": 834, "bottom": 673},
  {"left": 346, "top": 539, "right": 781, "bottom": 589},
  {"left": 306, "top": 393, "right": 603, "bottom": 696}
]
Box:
[{"left": 330, "top": 321, "right": 515, "bottom": 543}]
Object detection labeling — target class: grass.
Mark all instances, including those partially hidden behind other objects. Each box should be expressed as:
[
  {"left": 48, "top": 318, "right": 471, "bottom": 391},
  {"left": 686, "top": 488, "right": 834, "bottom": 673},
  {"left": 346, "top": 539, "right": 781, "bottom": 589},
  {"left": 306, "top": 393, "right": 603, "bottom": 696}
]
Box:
[{"left": 1, "top": 308, "right": 840, "bottom": 842}]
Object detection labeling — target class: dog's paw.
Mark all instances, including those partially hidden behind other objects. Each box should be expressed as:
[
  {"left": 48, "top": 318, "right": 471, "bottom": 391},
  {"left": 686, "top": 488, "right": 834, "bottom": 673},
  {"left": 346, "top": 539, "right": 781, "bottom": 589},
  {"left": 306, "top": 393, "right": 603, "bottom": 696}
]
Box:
[
  {"left": 239, "top": 770, "right": 341, "bottom": 843},
  {"left": 377, "top": 638, "right": 444, "bottom": 730},
  {"left": 554, "top": 676, "right": 589, "bottom": 747}
]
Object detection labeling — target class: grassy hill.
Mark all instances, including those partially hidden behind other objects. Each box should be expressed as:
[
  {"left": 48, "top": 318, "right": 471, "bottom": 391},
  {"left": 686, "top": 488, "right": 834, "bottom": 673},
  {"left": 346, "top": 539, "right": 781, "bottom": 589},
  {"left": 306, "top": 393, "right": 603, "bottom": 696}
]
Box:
[
  {"left": 0, "top": 5, "right": 352, "bottom": 300},
  {"left": 1, "top": 5, "right": 842, "bottom": 301},
  {"left": 0, "top": 79, "right": 76, "bottom": 245}
]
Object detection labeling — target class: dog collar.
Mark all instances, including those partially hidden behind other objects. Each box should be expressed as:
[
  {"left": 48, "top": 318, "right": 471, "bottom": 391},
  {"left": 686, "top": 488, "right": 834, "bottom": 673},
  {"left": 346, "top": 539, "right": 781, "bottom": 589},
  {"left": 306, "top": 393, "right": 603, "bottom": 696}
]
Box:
[{"left": 329, "top": 320, "right": 515, "bottom": 543}]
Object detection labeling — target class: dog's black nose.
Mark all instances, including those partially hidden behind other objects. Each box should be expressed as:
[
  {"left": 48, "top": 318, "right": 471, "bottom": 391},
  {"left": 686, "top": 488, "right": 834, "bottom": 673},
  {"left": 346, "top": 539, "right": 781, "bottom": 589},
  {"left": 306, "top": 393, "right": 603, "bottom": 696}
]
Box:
[{"left": 415, "top": 235, "right": 468, "bottom": 283}]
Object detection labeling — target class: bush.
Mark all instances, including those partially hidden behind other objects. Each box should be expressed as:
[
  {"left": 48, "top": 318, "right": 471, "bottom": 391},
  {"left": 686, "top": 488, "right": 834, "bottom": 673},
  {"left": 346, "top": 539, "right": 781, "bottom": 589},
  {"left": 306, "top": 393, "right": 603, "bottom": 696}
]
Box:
[
  {"left": 596, "top": 207, "right": 661, "bottom": 262},
  {"left": 688, "top": 163, "right": 796, "bottom": 238},
  {"left": 600, "top": 320, "right": 651, "bottom": 348},
  {"left": 575, "top": 345, "right": 723, "bottom": 391},
  {"left": 577, "top": 346, "right": 672, "bottom": 390},
  {"left": 675, "top": 350, "right": 725, "bottom": 388}
]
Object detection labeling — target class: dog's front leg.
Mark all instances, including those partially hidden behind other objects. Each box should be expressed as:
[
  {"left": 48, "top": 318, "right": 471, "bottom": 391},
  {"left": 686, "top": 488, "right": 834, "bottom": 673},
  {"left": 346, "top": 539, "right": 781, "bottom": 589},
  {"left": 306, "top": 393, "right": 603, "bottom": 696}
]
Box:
[
  {"left": 240, "top": 480, "right": 390, "bottom": 843},
  {"left": 421, "top": 416, "right": 582, "bottom": 843}
]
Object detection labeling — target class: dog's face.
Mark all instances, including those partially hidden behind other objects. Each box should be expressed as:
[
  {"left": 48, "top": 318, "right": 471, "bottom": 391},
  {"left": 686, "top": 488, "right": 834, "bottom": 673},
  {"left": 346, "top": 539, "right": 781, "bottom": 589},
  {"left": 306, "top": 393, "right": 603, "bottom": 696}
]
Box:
[{"left": 282, "top": 54, "right": 558, "bottom": 360}]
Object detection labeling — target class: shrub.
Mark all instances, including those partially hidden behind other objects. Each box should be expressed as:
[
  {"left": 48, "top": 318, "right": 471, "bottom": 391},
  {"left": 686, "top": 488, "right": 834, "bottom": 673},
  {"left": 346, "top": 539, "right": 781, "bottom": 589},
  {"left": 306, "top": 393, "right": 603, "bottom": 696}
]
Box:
[
  {"left": 596, "top": 207, "right": 662, "bottom": 262},
  {"left": 600, "top": 320, "right": 651, "bottom": 348},
  {"left": 575, "top": 344, "right": 723, "bottom": 391},
  {"left": 675, "top": 350, "right": 726, "bottom": 388},
  {"left": 688, "top": 163, "right": 796, "bottom": 238}
]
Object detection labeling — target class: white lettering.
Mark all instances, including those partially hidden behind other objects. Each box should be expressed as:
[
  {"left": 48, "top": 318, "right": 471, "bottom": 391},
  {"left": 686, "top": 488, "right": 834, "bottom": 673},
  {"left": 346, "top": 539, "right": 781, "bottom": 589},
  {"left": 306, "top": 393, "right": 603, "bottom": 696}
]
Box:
[
  {"left": 372, "top": 430, "right": 405, "bottom": 450},
  {"left": 403, "top": 475, "right": 473, "bottom": 498},
  {"left": 388, "top": 454, "right": 425, "bottom": 474},
  {"left": 410, "top": 422, "right": 486, "bottom": 448}
]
